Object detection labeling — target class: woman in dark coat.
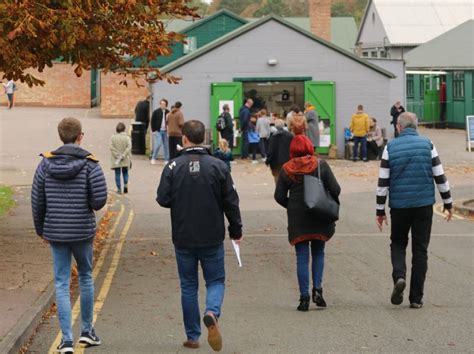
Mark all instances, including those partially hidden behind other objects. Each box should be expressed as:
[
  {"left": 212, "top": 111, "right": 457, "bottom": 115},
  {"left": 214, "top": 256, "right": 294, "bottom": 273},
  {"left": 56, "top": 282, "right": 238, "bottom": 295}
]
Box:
[{"left": 274, "top": 135, "right": 341, "bottom": 311}]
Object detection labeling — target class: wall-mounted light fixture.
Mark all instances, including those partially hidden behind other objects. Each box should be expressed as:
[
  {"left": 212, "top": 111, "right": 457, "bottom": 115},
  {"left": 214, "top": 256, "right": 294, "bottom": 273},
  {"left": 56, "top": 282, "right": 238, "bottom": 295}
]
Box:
[{"left": 267, "top": 59, "right": 278, "bottom": 66}]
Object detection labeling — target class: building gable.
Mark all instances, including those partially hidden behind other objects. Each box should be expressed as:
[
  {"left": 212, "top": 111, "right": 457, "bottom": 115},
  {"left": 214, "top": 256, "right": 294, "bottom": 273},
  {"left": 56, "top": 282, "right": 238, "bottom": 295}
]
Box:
[{"left": 160, "top": 15, "right": 395, "bottom": 78}]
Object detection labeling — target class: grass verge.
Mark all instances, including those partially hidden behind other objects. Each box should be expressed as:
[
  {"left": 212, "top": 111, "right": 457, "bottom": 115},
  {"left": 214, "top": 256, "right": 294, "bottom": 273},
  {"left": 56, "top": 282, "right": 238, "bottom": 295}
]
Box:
[{"left": 0, "top": 185, "right": 15, "bottom": 216}]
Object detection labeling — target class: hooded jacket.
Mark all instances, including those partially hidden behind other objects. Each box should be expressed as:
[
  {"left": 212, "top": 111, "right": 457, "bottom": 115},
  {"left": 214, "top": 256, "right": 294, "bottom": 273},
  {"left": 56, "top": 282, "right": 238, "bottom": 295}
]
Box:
[
  {"left": 31, "top": 145, "right": 108, "bottom": 242},
  {"left": 304, "top": 107, "right": 320, "bottom": 147},
  {"left": 266, "top": 128, "right": 293, "bottom": 169},
  {"left": 350, "top": 112, "right": 370, "bottom": 137}
]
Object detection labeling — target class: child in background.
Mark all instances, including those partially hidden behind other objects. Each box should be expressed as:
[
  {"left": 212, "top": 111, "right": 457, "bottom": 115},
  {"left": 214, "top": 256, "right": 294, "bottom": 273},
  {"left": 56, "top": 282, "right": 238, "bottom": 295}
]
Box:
[
  {"left": 248, "top": 113, "right": 260, "bottom": 164},
  {"left": 214, "top": 139, "right": 234, "bottom": 171}
]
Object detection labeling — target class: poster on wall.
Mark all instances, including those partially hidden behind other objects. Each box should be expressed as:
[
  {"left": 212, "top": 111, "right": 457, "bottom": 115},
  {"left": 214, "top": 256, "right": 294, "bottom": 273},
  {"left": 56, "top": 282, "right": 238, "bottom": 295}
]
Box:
[
  {"left": 219, "top": 100, "right": 237, "bottom": 147},
  {"left": 318, "top": 118, "right": 331, "bottom": 147}
]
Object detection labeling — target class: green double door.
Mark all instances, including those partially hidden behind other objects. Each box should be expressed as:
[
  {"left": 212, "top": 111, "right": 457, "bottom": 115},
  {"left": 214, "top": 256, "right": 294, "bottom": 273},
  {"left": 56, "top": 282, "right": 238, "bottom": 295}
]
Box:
[
  {"left": 210, "top": 80, "right": 336, "bottom": 155},
  {"left": 423, "top": 75, "right": 441, "bottom": 122}
]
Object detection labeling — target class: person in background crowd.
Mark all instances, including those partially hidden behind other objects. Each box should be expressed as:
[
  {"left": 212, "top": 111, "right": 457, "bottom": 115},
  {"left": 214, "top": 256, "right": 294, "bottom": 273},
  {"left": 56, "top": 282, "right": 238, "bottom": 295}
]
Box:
[
  {"left": 150, "top": 98, "right": 170, "bottom": 164},
  {"left": 350, "top": 104, "right": 370, "bottom": 162},
  {"left": 32, "top": 117, "right": 107, "bottom": 353},
  {"left": 239, "top": 98, "right": 253, "bottom": 159},
  {"left": 439, "top": 79, "right": 447, "bottom": 127},
  {"left": 168, "top": 101, "right": 185, "bottom": 160},
  {"left": 289, "top": 112, "right": 308, "bottom": 136},
  {"left": 390, "top": 101, "right": 405, "bottom": 138},
  {"left": 219, "top": 104, "right": 235, "bottom": 150},
  {"left": 376, "top": 112, "right": 452, "bottom": 309},
  {"left": 304, "top": 102, "right": 320, "bottom": 151},
  {"left": 135, "top": 96, "right": 150, "bottom": 132},
  {"left": 286, "top": 105, "right": 300, "bottom": 128},
  {"left": 157, "top": 120, "right": 242, "bottom": 352},
  {"left": 367, "top": 118, "right": 384, "bottom": 160},
  {"left": 274, "top": 135, "right": 341, "bottom": 312},
  {"left": 248, "top": 113, "right": 260, "bottom": 164},
  {"left": 256, "top": 109, "right": 271, "bottom": 161},
  {"left": 213, "top": 139, "right": 233, "bottom": 172},
  {"left": 2, "top": 79, "right": 15, "bottom": 109},
  {"left": 110, "top": 122, "right": 132, "bottom": 194},
  {"left": 266, "top": 119, "right": 293, "bottom": 184}
]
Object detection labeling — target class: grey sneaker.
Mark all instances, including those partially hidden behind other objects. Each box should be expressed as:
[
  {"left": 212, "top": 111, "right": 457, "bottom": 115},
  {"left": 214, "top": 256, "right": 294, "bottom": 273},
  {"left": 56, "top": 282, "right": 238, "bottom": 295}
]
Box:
[
  {"left": 391, "top": 278, "right": 406, "bottom": 305},
  {"left": 410, "top": 302, "right": 423, "bottom": 309}
]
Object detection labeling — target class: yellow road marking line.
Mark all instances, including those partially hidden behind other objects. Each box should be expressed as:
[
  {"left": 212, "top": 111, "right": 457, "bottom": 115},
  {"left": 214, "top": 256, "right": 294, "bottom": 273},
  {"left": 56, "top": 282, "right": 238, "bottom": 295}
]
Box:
[
  {"left": 48, "top": 204, "right": 125, "bottom": 353},
  {"left": 434, "top": 203, "right": 464, "bottom": 220},
  {"left": 75, "top": 209, "right": 134, "bottom": 353}
]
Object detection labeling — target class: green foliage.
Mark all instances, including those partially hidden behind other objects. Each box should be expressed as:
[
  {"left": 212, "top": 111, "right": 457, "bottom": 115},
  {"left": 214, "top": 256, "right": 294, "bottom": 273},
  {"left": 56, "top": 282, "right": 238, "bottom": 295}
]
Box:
[
  {"left": 219, "top": 0, "right": 255, "bottom": 14},
  {"left": 0, "top": 1, "right": 200, "bottom": 87},
  {"left": 332, "top": 2, "right": 352, "bottom": 17},
  {"left": 254, "top": 0, "right": 292, "bottom": 17},
  {"left": 0, "top": 186, "right": 15, "bottom": 217}
]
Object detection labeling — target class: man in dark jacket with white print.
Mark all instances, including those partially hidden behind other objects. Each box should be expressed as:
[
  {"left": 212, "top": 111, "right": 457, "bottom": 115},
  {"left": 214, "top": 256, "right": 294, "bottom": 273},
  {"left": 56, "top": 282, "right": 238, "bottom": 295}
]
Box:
[
  {"left": 157, "top": 120, "right": 242, "bottom": 352},
  {"left": 31, "top": 117, "right": 107, "bottom": 353}
]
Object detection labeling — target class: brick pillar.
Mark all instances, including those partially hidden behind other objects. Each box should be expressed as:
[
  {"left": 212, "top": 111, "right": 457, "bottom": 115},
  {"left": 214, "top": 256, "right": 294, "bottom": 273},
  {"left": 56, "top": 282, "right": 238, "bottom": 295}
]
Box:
[{"left": 309, "top": 0, "right": 331, "bottom": 42}]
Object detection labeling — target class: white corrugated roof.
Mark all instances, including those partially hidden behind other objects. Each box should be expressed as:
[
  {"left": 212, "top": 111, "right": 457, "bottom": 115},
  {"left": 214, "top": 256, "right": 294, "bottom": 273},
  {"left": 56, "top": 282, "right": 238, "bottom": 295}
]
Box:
[{"left": 372, "top": 0, "right": 474, "bottom": 45}]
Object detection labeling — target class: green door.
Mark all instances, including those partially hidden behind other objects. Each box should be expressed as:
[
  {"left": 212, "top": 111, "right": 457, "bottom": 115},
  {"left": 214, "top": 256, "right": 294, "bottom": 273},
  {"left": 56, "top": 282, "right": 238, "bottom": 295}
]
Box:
[
  {"left": 304, "top": 81, "right": 336, "bottom": 154},
  {"left": 210, "top": 82, "right": 243, "bottom": 154},
  {"left": 423, "top": 75, "right": 440, "bottom": 123}
]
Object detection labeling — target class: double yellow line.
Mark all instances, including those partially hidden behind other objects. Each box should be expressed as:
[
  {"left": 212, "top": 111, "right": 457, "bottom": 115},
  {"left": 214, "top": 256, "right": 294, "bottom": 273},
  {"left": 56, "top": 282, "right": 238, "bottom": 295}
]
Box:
[{"left": 48, "top": 203, "right": 134, "bottom": 353}]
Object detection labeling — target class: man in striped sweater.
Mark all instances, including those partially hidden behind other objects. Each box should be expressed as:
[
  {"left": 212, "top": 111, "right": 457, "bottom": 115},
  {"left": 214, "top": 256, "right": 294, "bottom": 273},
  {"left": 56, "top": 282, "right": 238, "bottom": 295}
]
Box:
[{"left": 376, "top": 112, "right": 452, "bottom": 309}]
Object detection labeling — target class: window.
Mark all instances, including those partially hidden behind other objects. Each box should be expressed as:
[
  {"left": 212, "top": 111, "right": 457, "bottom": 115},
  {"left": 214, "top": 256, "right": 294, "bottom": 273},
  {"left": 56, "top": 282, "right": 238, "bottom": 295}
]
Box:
[
  {"left": 453, "top": 71, "right": 464, "bottom": 99},
  {"left": 370, "top": 51, "right": 378, "bottom": 58},
  {"left": 362, "top": 51, "right": 369, "bottom": 57},
  {"left": 379, "top": 50, "right": 387, "bottom": 58},
  {"left": 407, "top": 75, "right": 414, "bottom": 98},
  {"left": 183, "top": 36, "right": 197, "bottom": 54},
  {"left": 372, "top": 12, "right": 375, "bottom": 25}
]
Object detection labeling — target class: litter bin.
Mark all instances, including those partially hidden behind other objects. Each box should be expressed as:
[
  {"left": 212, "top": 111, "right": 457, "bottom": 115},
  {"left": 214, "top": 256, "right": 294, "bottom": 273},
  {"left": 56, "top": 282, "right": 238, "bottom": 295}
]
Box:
[{"left": 131, "top": 122, "right": 146, "bottom": 155}]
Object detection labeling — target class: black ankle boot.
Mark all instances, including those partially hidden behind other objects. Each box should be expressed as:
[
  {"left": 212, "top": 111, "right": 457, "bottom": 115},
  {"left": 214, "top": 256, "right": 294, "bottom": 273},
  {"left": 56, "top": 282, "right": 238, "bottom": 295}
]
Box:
[
  {"left": 312, "top": 288, "right": 327, "bottom": 307},
  {"left": 297, "top": 295, "right": 310, "bottom": 311}
]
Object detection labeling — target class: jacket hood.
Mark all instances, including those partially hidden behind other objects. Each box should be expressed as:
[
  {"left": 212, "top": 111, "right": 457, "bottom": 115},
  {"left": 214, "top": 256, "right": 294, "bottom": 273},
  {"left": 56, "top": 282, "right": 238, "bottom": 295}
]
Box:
[
  {"left": 42, "top": 145, "right": 92, "bottom": 180},
  {"left": 283, "top": 155, "right": 318, "bottom": 183},
  {"left": 171, "top": 107, "right": 180, "bottom": 114},
  {"left": 353, "top": 112, "right": 367, "bottom": 119}
]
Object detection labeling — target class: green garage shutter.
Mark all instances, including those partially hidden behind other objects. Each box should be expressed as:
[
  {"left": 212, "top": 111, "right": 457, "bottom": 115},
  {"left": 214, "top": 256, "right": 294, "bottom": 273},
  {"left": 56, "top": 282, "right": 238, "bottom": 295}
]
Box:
[
  {"left": 304, "top": 81, "right": 336, "bottom": 154},
  {"left": 210, "top": 82, "right": 243, "bottom": 154}
]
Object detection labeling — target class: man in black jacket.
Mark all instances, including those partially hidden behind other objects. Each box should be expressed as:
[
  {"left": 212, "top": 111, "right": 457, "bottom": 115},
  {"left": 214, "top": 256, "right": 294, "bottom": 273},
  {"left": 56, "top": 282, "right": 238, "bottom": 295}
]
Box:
[
  {"left": 266, "top": 119, "right": 293, "bottom": 184},
  {"left": 157, "top": 120, "right": 243, "bottom": 352},
  {"left": 219, "top": 104, "right": 234, "bottom": 150},
  {"left": 390, "top": 101, "right": 405, "bottom": 138},
  {"left": 150, "top": 98, "right": 170, "bottom": 164},
  {"left": 135, "top": 96, "right": 150, "bottom": 131}
]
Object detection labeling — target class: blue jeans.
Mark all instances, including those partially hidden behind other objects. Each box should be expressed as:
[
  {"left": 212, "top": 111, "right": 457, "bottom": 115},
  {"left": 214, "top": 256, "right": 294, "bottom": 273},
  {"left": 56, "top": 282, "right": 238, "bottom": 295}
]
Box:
[
  {"left": 152, "top": 130, "right": 169, "bottom": 161},
  {"left": 175, "top": 244, "right": 225, "bottom": 341},
  {"left": 241, "top": 130, "right": 249, "bottom": 158},
  {"left": 295, "top": 241, "right": 325, "bottom": 297},
  {"left": 353, "top": 136, "right": 367, "bottom": 161},
  {"left": 114, "top": 167, "right": 128, "bottom": 190},
  {"left": 50, "top": 240, "right": 94, "bottom": 342}
]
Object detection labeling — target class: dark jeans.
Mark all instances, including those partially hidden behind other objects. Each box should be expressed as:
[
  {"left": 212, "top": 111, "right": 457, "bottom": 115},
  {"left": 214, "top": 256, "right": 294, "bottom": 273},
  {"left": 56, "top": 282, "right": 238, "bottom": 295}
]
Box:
[
  {"left": 7, "top": 93, "right": 13, "bottom": 108},
  {"left": 250, "top": 142, "right": 259, "bottom": 160},
  {"left": 241, "top": 130, "right": 249, "bottom": 159},
  {"left": 353, "top": 136, "right": 367, "bottom": 161},
  {"left": 174, "top": 244, "right": 225, "bottom": 341},
  {"left": 390, "top": 206, "right": 433, "bottom": 303},
  {"left": 368, "top": 141, "right": 383, "bottom": 160},
  {"left": 169, "top": 136, "right": 182, "bottom": 160},
  {"left": 440, "top": 102, "right": 447, "bottom": 122},
  {"left": 259, "top": 138, "right": 269, "bottom": 158},
  {"left": 295, "top": 240, "right": 325, "bottom": 297},
  {"left": 114, "top": 167, "right": 129, "bottom": 190},
  {"left": 221, "top": 133, "right": 234, "bottom": 150}
]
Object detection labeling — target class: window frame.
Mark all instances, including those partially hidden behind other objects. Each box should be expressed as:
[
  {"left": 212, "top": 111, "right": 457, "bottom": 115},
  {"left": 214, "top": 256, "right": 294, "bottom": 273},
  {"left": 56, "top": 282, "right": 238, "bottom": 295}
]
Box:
[{"left": 452, "top": 71, "right": 465, "bottom": 99}]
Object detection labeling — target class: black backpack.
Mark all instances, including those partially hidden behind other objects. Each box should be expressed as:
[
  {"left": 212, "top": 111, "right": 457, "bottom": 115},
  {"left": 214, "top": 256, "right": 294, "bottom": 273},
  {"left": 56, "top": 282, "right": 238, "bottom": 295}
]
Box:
[{"left": 216, "top": 113, "right": 226, "bottom": 131}]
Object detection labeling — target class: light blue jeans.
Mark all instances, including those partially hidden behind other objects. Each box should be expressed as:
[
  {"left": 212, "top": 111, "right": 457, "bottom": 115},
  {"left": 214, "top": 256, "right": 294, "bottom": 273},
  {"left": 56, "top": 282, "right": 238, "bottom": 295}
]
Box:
[
  {"left": 295, "top": 240, "right": 325, "bottom": 297},
  {"left": 175, "top": 244, "right": 225, "bottom": 341},
  {"left": 152, "top": 130, "right": 169, "bottom": 161},
  {"left": 50, "top": 240, "right": 94, "bottom": 342}
]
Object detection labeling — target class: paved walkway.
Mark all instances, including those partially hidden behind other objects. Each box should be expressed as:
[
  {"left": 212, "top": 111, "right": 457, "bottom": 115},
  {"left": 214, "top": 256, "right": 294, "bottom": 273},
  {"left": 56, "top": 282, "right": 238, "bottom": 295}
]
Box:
[{"left": 0, "top": 107, "right": 472, "bottom": 353}]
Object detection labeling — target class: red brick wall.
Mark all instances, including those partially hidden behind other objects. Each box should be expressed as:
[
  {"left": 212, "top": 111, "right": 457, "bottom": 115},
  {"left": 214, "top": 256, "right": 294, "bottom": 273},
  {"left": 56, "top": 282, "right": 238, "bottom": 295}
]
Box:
[
  {"left": 1, "top": 63, "right": 91, "bottom": 108},
  {"left": 309, "top": 0, "right": 332, "bottom": 42},
  {"left": 100, "top": 72, "right": 149, "bottom": 118}
]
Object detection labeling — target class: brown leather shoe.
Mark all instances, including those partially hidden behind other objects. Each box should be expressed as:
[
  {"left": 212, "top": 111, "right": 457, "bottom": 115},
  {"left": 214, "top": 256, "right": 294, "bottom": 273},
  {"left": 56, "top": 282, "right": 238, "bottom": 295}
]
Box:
[
  {"left": 203, "top": 312, "right": 222, "bottom": 351},
  {"left": 183, "top": 340, "right": 200, "bottom": 349}
]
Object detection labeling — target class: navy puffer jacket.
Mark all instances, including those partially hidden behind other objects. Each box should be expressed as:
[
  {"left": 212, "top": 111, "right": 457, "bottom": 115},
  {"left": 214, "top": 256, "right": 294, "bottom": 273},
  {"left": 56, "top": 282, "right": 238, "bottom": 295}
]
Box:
[{"left": 31, "top": 145, "right": 108, "bottom": 242}]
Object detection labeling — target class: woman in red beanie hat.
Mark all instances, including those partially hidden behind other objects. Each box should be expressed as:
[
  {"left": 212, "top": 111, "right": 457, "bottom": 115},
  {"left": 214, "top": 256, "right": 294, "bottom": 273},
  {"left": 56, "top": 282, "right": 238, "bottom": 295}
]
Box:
[{"left": 274, "top": 135, "right": 341, "bottom": 311}]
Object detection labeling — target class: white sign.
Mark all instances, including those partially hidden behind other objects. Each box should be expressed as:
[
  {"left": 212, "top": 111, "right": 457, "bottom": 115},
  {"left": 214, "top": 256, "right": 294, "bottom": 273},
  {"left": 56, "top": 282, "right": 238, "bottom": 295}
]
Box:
[
  {"left": 467, "top": 115, "right": 474, "bottom": 152},
  {"left": 319, "top": 119, "right": 331, "bottom": 148}
]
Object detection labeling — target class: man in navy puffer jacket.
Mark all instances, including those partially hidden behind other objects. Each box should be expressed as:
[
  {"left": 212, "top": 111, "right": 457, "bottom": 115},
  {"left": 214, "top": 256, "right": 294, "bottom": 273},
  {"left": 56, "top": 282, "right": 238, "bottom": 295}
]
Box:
[{"left": 32, "top": 117, "right": 107, "bottom": 353}]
